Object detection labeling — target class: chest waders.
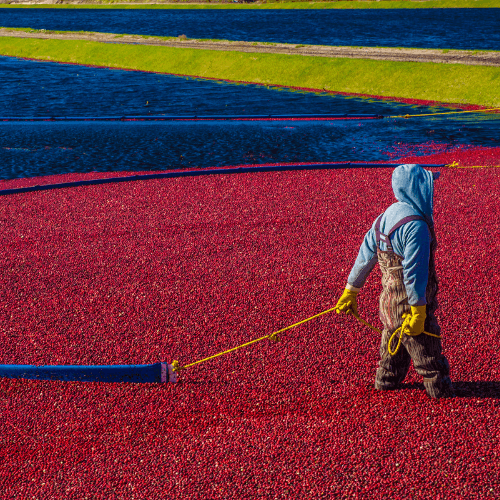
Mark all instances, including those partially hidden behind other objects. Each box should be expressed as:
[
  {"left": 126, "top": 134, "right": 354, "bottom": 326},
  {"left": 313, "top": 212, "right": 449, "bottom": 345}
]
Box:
[{"left": 373, "top": 215, "right": 454, "bottom": 399}]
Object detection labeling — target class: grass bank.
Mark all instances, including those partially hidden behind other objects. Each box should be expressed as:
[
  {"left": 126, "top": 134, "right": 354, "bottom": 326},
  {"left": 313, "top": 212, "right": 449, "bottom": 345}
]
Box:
[
  {"left": 0, "top": 36, "right": 499, "bottom": 107},
  {"left": 1, "top": 0, "right": 499, "bottom": 9}
]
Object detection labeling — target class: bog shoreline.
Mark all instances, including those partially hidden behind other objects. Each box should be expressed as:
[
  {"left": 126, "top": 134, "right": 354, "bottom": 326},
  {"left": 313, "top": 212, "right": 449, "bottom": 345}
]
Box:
[
  {"left": 1, "top": 0, "right": 498, "bottom": 9},
  {"left": 2, "top": 29, "right": 500, "bottom": 67}
]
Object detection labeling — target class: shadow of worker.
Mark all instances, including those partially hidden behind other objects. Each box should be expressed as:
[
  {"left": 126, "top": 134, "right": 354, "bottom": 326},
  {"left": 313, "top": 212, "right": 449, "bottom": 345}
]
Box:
[{"left": 399, "top": 381, "right": 500, "bottom": 400}]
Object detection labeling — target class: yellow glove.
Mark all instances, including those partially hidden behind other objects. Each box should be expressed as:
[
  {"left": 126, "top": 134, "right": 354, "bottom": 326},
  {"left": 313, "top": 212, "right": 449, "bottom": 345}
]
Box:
[
  {"left": 401, "top": 305, "right": 426, "bottom": 336},
  {"left": 335, "top": 288, "right": 359, "bottom": 317}
]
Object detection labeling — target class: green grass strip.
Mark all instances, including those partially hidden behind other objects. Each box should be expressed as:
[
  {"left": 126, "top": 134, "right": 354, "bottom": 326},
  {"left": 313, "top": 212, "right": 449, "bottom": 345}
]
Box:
[
  {"left": 0, "top": 36, "right": 499, "bottom": 107},
  {"left": 1, "top": 0, "right": 499, "bottom": 9}
]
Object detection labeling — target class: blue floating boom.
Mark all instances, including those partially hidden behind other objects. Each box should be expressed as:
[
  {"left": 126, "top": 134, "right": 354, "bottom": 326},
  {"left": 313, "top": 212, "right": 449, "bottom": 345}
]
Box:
[
  {"left": 0, "top": 163, "right": 446, "bottom": 197},
  {"left": 0, "top": 362, "right": 178, "bottom": 384},
  {"left": 0, "top": 114, "right": 383, "bottom": 122}
]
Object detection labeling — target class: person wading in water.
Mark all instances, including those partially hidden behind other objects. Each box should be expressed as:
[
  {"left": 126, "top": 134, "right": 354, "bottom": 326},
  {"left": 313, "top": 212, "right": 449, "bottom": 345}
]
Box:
[{"left": 335, "top": 164, "right": 454, "bottom": 399}]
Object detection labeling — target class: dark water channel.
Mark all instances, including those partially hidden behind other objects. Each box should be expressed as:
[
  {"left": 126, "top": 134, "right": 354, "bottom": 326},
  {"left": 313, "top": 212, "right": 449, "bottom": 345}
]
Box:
[
  {"left": 1, "top": 8, "right": 499, "bottom": 50},
  {"left": 1, "top": 56, "right": 499, "bottom": 180}
]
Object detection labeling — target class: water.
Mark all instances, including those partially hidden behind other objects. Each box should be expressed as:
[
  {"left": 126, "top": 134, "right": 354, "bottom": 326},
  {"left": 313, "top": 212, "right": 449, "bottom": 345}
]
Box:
[
  {"left": 1, "top": 8, "right": 499, "bottom": 50},
  {"left": 1, "top": 56, "right": 499, "bottom": 180},
  {"left": 0, "top": 55, "right": 440, "bottom": 118},
  {"left": 2, "top": 118, "right": 498, "bottom": 180}
]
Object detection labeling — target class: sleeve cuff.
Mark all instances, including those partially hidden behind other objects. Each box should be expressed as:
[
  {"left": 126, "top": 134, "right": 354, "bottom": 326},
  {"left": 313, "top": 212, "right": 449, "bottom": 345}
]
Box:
[
  {"left": 346, "top": 283, "right": 361, "bottom": 293},
  {"left": 409, "top": 298, "right": 427, "bottom": 307}
]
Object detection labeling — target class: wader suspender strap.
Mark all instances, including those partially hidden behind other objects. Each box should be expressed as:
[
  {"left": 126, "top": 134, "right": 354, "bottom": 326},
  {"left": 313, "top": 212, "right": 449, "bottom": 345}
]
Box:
[{"left": 375, "top": 214, "right": 426, "bottom": 251}]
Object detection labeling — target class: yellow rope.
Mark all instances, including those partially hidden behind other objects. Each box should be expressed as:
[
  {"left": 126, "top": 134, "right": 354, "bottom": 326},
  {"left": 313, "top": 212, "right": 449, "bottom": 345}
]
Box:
[
  {"left": 390, "top": 107, "right": 500, "bottom": 119},
  {"left": 172, "top": 305, "right": 339, "bottom": 372},
  {"left": 350, "top": 312, "right": 441, "bottom": 356},
  {"left": 447, "top": 162, "right": 500, "bottom": 169},
  {"left": 171, "top": 304, "right": 444, "bottom": 372},
  {"left": 353, "top": 314, "right": 382, "bottom": 334},
  {"left": 387, "top": 326, "right": 442, "bottom": 356}
]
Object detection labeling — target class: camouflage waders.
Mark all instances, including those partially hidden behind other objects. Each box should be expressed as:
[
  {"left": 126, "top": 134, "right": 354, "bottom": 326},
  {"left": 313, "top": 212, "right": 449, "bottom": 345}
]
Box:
[{"left": 373, "top": 215, "right": 454, "bottom": 398}]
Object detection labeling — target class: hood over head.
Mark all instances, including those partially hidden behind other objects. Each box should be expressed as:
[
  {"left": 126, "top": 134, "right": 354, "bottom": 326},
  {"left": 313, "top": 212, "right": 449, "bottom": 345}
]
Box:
[{"left": 391, "top": 164, "right": 440, "bottom": 227}]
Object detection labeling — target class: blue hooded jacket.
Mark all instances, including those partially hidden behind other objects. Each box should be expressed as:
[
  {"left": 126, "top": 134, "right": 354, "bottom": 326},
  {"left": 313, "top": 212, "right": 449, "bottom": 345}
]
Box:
[{"left": 346, "top": 164, "right": 440, "bottom": 306}]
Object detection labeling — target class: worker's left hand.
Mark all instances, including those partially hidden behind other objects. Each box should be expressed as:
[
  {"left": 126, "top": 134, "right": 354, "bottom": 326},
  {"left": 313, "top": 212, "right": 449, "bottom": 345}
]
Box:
[{"left": 401, "top": 305, "right": 426, "bottom": 336}]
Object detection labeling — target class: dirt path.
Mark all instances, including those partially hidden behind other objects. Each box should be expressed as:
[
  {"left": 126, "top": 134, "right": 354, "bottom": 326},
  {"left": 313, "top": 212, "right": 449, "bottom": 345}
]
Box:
[{"left": 2, "top": 29, "right": 500, "bottom": 66}]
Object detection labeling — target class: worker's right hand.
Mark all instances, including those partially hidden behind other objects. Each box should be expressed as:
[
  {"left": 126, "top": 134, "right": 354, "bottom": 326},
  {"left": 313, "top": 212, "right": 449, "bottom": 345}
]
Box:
[
  {"left": 335, "top": 288, "right": 359, "bottom": 317},
  {"left": 401, "top": 305, "right": 426, "bottom": 336}
]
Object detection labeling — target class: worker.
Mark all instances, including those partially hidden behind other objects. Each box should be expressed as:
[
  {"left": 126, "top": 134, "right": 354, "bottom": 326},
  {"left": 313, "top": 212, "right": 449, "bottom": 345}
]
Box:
[{"left": 335, "top": 164, "right": 454, "bottom": 399}]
